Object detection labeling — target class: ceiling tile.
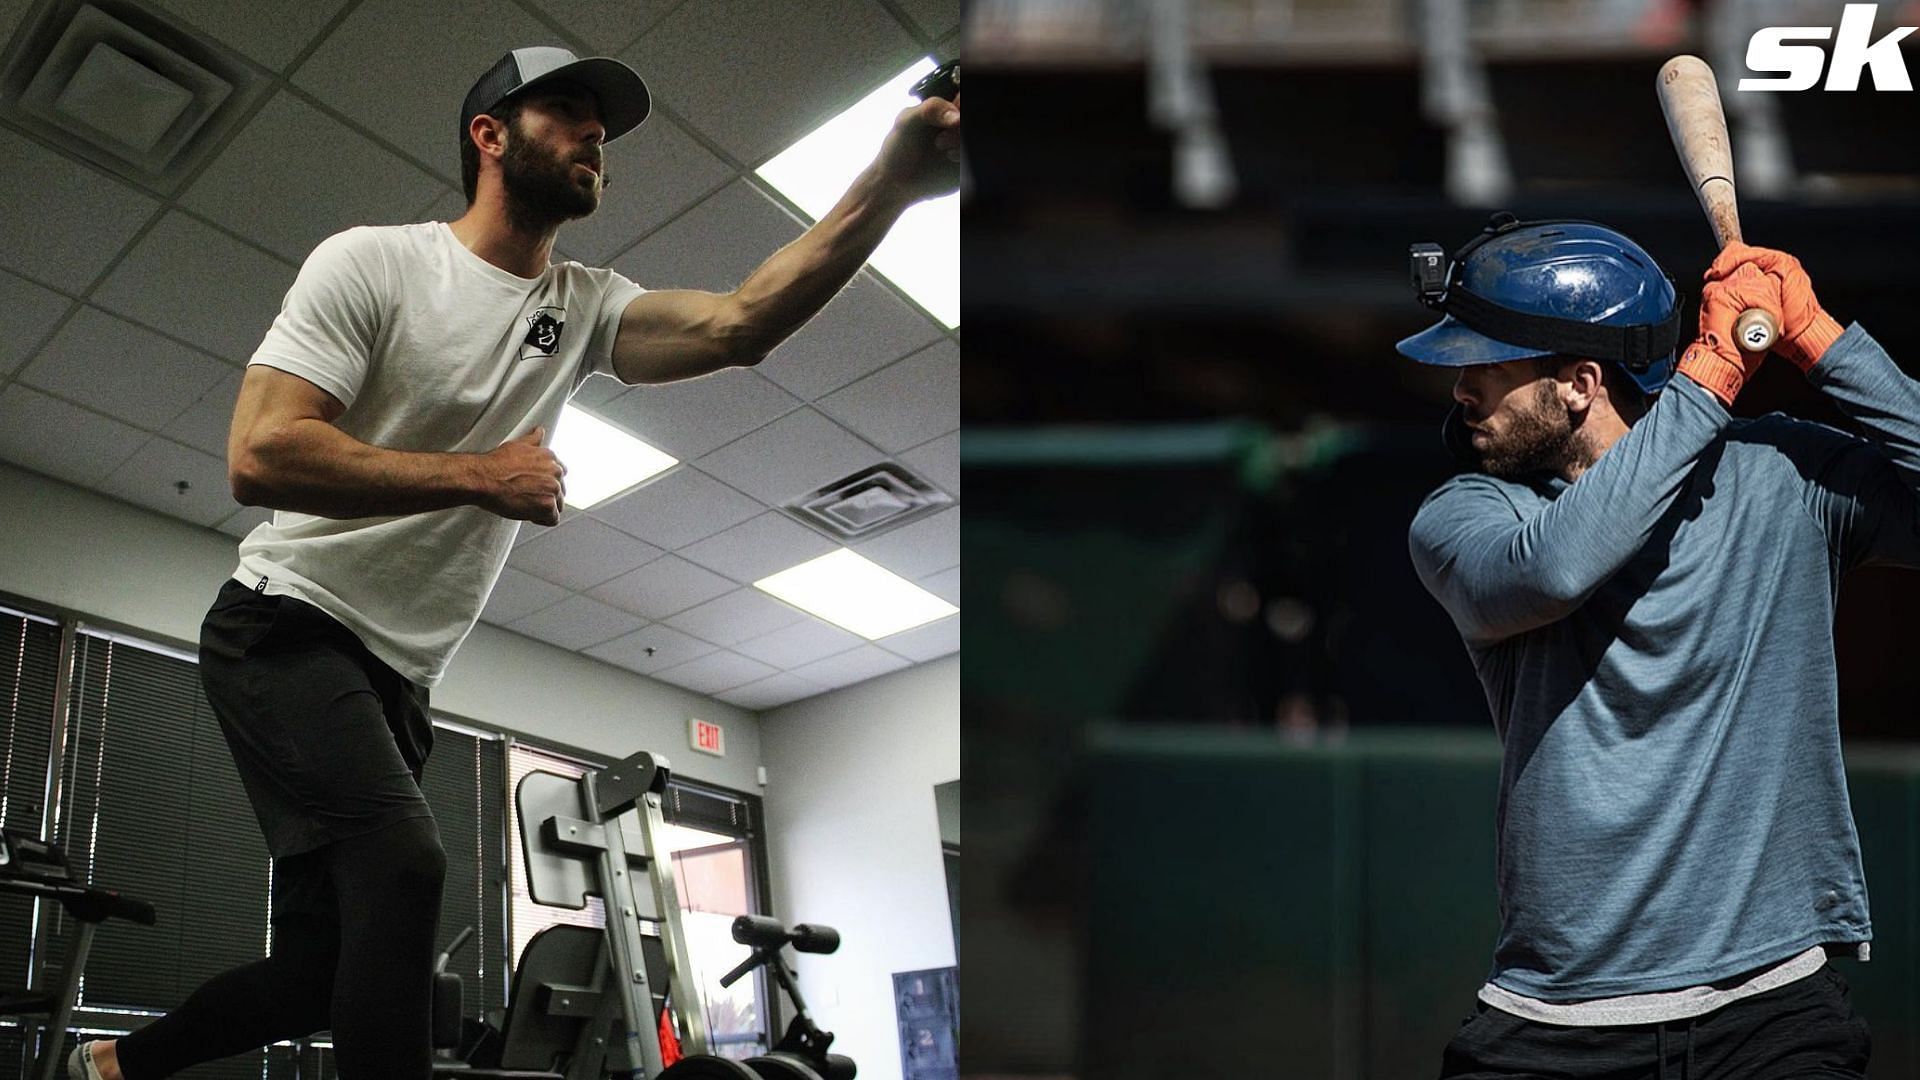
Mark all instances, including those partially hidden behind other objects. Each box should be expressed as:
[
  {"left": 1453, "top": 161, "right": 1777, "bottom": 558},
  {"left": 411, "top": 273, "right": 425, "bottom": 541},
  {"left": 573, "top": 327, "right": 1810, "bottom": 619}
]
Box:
[
  {"left": 0, "top": 386, "right": 148, "bottom": 488},
  {"left": 20, "top": 307, "right": 231, "bottom": 430},
  {"left": 789, "top": 643, "right": 910, "bottom": 688},
  {"left": 814, "top": 339, "right": 957, "bottom": 453},
  {"left": 732, "top": 617, "right": 863, "bottom": 670},
  {"left": 507, "top": 515, "right": 662, "bottom": 591},
  {"left": 716, "top": 672, "right": 827, "bottom": 711},
  {"left": 878, "top": 612, "right": 958, "bottom": 661},
  {"left": 891, "top": 0, "right": 962, "bottom": 40},
  {"left": 853, "top": 506, "right": 958, "bottom": 579},
  {"left": 91, "top": 212, "right": 296, "bottom": 364},
  {"left": 556, "top": 113, "right": 735, "bottom": 266},
  {"left": 182, "top": 91, "right": 449, "bottom": 262},
  {"left": 920, "top": 566, "right": 959, "bottom": 605},
  {"left": 899, "top": 429, "right": 957, "bottom": 499},
  {"left": 587, "top": 554, "right": 735, "bottom": 620},
  {"left": 162, "top": 371, "right": 244, "bottom": 457},
  {"left": 480, "top": 566, "right": 570, "bottom": 624},
  {"left": 590, "top": 368, "right": 797, "bottom": 461},
  {"left": 0, "top": 271, "right": 74, "bottom": 379},
  {"left": 678, "top": 511, "right": 837, "bottom": 585},
  {"left": 0, "top": 126, "right": 158, "bottom": 293},
  {"left": 516, "top": 0, "right": 680, "bottom": 54},
  {"left": 610, "top": 180, "right": 802, "bottom": 293},
  {"left": 754, "top": 272, "right": 944, "bottom": 400},
  {"left": 515, "top": 508, "right": 586, "bottom": 544},
  {"left": 588, "top": 465, "right": 761, "bottom": 550},
  {"left": 624, "top": 0, "right": 922, "bottom": 164},
  {"left": 649, "top": 649, "right": 777, "bottom": 696},
  {"left": 417, "top": 187, "right": 465, "bottom": 221},
  {"left": 585, "top": 623, "right": 716, "bottom": 675},
  {"left": 146, "top": 0, "right": 357, "bottom": 72},
  {"left": 663, "top": 588, "right": 806, "bottom": 647},
  {"left": 696, "top": 408, "right": 884, "bottom": 506},
  {"left": 99, "top": 437, "right": 238, "bottom": 528},
  {"left": 291, "top": 0, "right": 555, "bottom": 185},
  {"left": 508, "top": 594, "right": 646, "bottom": 650},
  {"left": 0, "top": 0, "right": 31, "bottom": 43},
  {"left": 217, "top": 505, "right": 274, "bottom": 540}
]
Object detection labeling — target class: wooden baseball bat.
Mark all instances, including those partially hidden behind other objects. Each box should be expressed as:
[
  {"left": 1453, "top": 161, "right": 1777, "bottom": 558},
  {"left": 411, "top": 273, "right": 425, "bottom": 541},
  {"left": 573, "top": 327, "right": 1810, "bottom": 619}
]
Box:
[{"left": 1656, "top": 55, "right": 1778, "bottom": 353}]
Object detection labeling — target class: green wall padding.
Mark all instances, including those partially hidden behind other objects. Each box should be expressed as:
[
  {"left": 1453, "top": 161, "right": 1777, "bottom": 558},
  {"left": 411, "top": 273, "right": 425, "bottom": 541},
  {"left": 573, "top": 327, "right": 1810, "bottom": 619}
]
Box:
[{"left": 1084, "top": 728, "right": 1919, "bottom": 1079}]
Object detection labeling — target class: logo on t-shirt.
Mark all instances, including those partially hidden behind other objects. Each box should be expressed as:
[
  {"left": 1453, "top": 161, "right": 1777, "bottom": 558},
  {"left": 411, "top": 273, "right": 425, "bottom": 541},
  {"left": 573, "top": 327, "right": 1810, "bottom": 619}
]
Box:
[{"left": 521, "top": 306, "right": 565, "bottom": 360}]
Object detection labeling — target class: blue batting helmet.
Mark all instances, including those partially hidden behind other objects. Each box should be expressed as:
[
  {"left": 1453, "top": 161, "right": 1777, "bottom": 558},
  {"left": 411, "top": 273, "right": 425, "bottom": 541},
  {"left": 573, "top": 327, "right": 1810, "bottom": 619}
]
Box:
[{"left": 1397, "top": 214, "right": 1682, "bottom": 395}]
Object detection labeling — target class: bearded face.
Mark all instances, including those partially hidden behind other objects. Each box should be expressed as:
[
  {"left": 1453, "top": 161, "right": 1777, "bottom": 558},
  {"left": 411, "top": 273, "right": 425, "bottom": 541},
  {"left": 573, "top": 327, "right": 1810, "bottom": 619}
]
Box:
[
  {"left": 498, "top": 108, "right": 606, "bottom": 232},
  {"left": 1455, "top": 361, "right": 1579, "bottom": 480}
]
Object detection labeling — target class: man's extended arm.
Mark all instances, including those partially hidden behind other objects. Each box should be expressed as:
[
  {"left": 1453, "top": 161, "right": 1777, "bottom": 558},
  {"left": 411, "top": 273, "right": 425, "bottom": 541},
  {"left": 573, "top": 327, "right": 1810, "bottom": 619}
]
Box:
[
  {"left": 228, "top": 365, "right": 568, "bottom": 525},
  {"left": 608, "top": 95, "right": 961, "bottom": 384}
]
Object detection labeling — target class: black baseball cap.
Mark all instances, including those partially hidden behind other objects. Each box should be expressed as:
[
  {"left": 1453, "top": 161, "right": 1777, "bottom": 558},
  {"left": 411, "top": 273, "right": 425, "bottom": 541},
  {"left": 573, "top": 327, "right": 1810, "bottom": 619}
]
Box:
[{"left": 460, "top": 46, "right": 651, "bottom": 142}]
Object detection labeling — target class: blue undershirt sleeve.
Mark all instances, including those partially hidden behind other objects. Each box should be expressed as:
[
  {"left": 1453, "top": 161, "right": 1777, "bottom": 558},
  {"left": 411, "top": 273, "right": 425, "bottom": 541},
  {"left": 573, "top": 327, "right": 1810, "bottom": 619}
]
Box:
[
  {"left": 1408, "top": 375, "right": 1731, "bottom": 645},
  {"left": 1801, "top": 325, "right": 1920, "bottom": 570}
]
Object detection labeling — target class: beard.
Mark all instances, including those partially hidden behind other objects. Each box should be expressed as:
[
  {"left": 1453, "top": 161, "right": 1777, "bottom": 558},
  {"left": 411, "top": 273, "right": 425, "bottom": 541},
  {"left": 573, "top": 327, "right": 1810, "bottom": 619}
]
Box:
[
  {"left": 1476, "top": 379, "right": 1579, "bottom": 480},
  {"left": 500, "top": 124, "right": 604, "bottom": 234}
]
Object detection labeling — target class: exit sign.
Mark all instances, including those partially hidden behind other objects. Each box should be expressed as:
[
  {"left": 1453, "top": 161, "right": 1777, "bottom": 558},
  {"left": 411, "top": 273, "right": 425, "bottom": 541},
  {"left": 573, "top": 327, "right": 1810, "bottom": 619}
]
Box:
[{"left": 690, "top": 718, "right": 725, "bottom": 757}]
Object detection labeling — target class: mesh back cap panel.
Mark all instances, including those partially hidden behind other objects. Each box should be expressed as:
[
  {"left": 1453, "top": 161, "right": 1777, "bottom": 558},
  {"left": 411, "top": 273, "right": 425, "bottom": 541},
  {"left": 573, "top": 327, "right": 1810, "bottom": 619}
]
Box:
[{"left": 460, "top": 46, "right": 650, "bottom": 143}]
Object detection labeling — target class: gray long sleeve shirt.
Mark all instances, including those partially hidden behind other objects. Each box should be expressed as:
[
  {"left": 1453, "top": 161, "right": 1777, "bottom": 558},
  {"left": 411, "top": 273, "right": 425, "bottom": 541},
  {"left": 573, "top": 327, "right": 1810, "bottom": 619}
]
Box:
[{"left": 1409, "top": 325, "right": 1920, "bottom": 1000}]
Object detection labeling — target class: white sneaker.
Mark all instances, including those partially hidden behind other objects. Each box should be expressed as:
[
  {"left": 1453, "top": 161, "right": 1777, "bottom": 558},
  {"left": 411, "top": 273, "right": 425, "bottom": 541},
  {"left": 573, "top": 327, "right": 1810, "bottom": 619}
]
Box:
[{"left": 67, "top": 1041, "right": 106, "bottom": 1080}]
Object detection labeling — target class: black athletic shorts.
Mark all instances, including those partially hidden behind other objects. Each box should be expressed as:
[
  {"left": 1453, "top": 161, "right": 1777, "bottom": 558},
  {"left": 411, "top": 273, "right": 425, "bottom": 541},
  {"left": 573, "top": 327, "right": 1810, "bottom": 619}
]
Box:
[
  {"left": 1439, "top": 963, "right": 1871, "bottom": 1079},
  {"left": 198, "top": 578, "right": 435, "bottom": 921}
]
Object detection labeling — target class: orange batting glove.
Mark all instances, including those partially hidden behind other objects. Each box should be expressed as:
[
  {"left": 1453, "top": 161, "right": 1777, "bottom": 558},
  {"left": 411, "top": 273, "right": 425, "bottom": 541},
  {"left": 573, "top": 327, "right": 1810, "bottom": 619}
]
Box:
[
  {"left": 1677, "top": 265, "right": 1772, "bottom": 407},
  {"left": 1706, "top": 243, "right": 1844, "bottom": 372}
]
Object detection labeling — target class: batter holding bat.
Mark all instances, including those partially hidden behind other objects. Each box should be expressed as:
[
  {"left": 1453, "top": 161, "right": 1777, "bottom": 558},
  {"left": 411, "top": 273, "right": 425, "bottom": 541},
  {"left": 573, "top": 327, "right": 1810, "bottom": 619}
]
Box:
[
  {"left": 1407, "top": 212, "right": 1891, "bottom": 1077},
  {"left": 1401, "top": 55, "right": 1906, "bottom": 1078}
]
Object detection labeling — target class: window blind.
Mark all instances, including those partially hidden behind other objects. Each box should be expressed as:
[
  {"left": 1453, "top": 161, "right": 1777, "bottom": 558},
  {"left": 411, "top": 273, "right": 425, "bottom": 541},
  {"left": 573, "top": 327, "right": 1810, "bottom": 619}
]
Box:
[
  {"left": 56, "top": 633, "right": 268, "bottom": 1013},
  {"left": 0, "top": 608, "right": 59, "bottom": 997},
  {"left": 419, "top": 725, "right": 510, "bottom": 1015},
  {"left": 53, "top": 631, "right": 268, "bottom": 1080}
]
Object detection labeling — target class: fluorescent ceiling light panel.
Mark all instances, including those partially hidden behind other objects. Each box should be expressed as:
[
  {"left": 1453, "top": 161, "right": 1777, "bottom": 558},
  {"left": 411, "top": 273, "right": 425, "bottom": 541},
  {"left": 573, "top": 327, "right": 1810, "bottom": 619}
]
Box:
[
  {"left": 757, "top": 59, "right": 959, "bottom": 328},
  {"left": 550, "top": 404, "right": 677, "bottom": 508},
  {"left": 755, "top": 549, "right": 958, "bottom": 640}
]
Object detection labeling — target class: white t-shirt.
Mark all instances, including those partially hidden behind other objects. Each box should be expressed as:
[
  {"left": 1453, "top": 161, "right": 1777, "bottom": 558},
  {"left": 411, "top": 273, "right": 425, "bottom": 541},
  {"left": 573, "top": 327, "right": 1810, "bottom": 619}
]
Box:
[{"left": 233, "top": 221, "right": 646, "bottom": 686}]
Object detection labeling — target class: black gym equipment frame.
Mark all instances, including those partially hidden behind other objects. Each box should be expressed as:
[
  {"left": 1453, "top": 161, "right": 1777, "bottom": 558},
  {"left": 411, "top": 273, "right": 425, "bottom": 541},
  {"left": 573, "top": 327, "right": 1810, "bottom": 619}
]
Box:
[
  {"left": 430, "top": 749, "right": 860, "bottom": 1080},
  {"left": 0, "top": 829, "right": 156, "bottom": 1080},
  {"left": 434, "top": 750, "right": 743, "bottom": 1079}
]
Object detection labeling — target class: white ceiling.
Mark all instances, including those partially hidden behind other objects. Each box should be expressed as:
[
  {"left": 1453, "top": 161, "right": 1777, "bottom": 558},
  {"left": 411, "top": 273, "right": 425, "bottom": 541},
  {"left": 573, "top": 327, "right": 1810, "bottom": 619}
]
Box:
[{"left": 0, "top": 0, "right": 960, "bottom": 712}]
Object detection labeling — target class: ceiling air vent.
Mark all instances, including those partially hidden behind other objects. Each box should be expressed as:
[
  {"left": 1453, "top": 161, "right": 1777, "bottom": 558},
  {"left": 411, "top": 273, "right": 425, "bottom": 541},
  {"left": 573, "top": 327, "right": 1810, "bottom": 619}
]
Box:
[
  {"left": 784, "top": 463, "right": 953, "bottom": 541},
  {"left": 0, "top": 1, "right": 267, "bottom": 193}
]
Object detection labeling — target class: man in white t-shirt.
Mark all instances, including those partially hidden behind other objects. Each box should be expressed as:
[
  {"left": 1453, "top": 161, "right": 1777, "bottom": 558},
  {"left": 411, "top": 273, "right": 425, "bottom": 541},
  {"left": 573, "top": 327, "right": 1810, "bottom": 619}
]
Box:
[{"left": 74, "top": 46, "right": 960, "bottom": 1080}]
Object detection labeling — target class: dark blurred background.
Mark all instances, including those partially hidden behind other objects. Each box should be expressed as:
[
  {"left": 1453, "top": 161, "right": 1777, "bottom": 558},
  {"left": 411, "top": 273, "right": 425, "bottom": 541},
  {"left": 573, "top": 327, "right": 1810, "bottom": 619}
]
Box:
[{"left": 960, "top": 1, "right": 1920, "bottom": 1077}]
